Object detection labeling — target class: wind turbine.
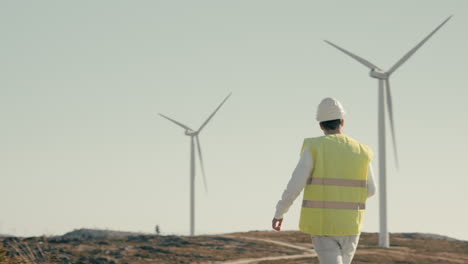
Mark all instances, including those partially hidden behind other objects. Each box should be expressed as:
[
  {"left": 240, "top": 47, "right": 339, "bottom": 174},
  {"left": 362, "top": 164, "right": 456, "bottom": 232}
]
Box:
[
  {"left": 159, "top": 93, "right": 232, "bottom": 236},
  {"left": 324, "top": 16, "right": 451, "bottom": 248}
]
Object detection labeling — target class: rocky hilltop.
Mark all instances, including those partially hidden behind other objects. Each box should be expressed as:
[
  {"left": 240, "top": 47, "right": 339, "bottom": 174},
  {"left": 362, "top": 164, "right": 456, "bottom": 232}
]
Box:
[{"left": 61, "top": 229, "right": 144, "bottom": 240}]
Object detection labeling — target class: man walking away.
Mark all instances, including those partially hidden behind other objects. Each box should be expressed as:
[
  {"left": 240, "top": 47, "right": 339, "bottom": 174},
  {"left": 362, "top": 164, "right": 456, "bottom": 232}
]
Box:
[{"left": 272, "top": 97, "right": 376, "bottom": 264}]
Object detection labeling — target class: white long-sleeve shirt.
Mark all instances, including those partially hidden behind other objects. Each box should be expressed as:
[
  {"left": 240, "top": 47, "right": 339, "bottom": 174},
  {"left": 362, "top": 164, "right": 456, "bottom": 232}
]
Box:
[{"left": 274, "top": 147, "right": 376, "bottom": 219}]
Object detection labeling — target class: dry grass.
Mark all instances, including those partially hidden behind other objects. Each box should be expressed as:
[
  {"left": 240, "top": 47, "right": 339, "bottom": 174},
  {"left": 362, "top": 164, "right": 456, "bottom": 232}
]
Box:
[{"left": 1, "top": 237, "right": 56, "bottom": 264}]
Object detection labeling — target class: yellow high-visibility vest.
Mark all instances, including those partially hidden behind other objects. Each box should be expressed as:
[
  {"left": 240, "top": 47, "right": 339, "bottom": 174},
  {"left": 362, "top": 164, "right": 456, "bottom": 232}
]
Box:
[{"left": 299, "top": 134, "right": 373, "bottom": 236}]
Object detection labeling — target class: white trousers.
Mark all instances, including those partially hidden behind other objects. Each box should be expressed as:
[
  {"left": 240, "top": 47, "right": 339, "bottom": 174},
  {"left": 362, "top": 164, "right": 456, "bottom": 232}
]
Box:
[{"left": 311, "top": 235, "right": 360, "bottom": 264}]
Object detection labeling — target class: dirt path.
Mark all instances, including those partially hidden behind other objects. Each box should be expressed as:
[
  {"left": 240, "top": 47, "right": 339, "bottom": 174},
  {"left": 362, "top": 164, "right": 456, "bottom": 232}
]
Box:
[
  {"left": 220, "top": 253, "right": 315, "bottom": 264},
  {"left": 218, "top": 236, "right": 317, "bottom": 264}
]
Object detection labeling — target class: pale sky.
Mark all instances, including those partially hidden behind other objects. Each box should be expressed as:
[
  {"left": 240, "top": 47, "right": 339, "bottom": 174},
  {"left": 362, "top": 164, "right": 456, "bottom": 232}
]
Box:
[{"left": 1, "top": 1, "right": 467, "bottom": 241}]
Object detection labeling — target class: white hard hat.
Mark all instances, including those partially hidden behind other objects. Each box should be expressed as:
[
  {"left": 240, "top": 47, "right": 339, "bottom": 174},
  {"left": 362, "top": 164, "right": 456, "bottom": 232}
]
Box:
[{"left": 316, "top": 97, "right": 346, "bottom": 122}]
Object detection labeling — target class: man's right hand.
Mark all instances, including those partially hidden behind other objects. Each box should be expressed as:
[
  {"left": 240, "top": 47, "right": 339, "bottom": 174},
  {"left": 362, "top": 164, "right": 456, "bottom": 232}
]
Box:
[{"left": 272, "top": 218, "right": 283, "bottom": 231}]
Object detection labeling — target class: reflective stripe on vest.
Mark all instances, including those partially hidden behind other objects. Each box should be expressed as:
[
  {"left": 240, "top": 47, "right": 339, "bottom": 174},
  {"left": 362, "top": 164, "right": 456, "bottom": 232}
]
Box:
[
  {"left": 306, "top": 177, "right": 366, "bottom": 188},
  {"left": 302, "top": 200, "right": 366, "bottom": 210}
]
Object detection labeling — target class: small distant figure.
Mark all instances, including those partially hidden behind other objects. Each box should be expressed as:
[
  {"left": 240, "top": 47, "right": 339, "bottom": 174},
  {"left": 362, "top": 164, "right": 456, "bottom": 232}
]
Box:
[{"left": 155, "top": 225, "right": 160, "bottom": 235}]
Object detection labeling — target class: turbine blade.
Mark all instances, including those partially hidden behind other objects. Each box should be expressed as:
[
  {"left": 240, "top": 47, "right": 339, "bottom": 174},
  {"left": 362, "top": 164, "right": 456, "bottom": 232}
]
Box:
[
  {"left": 388, "top": 15, "right": 452, "bottom": 75},
  {"left": 385, "top": 79, "right": 399, "bottom": 169},
  {"left": 158, "top": 113, "right": 193, "bottom": 131},
  {"left": 195, "top": 135, "right": 208, "bottom": 193},
  {"left": 198, "top": 92, "right": 232, "bottom": 133},
  {"left": 324, "top": 40, "right": 380, "bottom": 70}
]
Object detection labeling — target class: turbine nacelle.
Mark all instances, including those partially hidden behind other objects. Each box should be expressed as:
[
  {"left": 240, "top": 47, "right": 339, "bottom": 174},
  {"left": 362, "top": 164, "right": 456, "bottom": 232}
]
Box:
[
  {"left": 185, "top": 130, "right": 198, "bottom": 136},
  {"left": 370, "top": 69, "right": 389, "bottom": 80}
]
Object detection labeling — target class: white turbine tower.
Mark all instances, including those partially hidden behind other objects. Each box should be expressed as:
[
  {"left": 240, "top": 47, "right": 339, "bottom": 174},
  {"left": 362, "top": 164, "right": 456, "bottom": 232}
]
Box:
[
  {"left": 159, "top": 93, "right": 232, "bottom": 236},
  {"left": 325, "top": 16, "right": 451, "bottom": 248}
]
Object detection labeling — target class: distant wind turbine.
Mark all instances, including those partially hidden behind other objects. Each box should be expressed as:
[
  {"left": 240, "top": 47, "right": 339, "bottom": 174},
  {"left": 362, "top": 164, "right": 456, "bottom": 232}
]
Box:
[
  {"left": 159, "top": 93, "right": 232, "bottom": 236},
  {"left": 325, "top": 16, "right": 451, "bottom": 248}
]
